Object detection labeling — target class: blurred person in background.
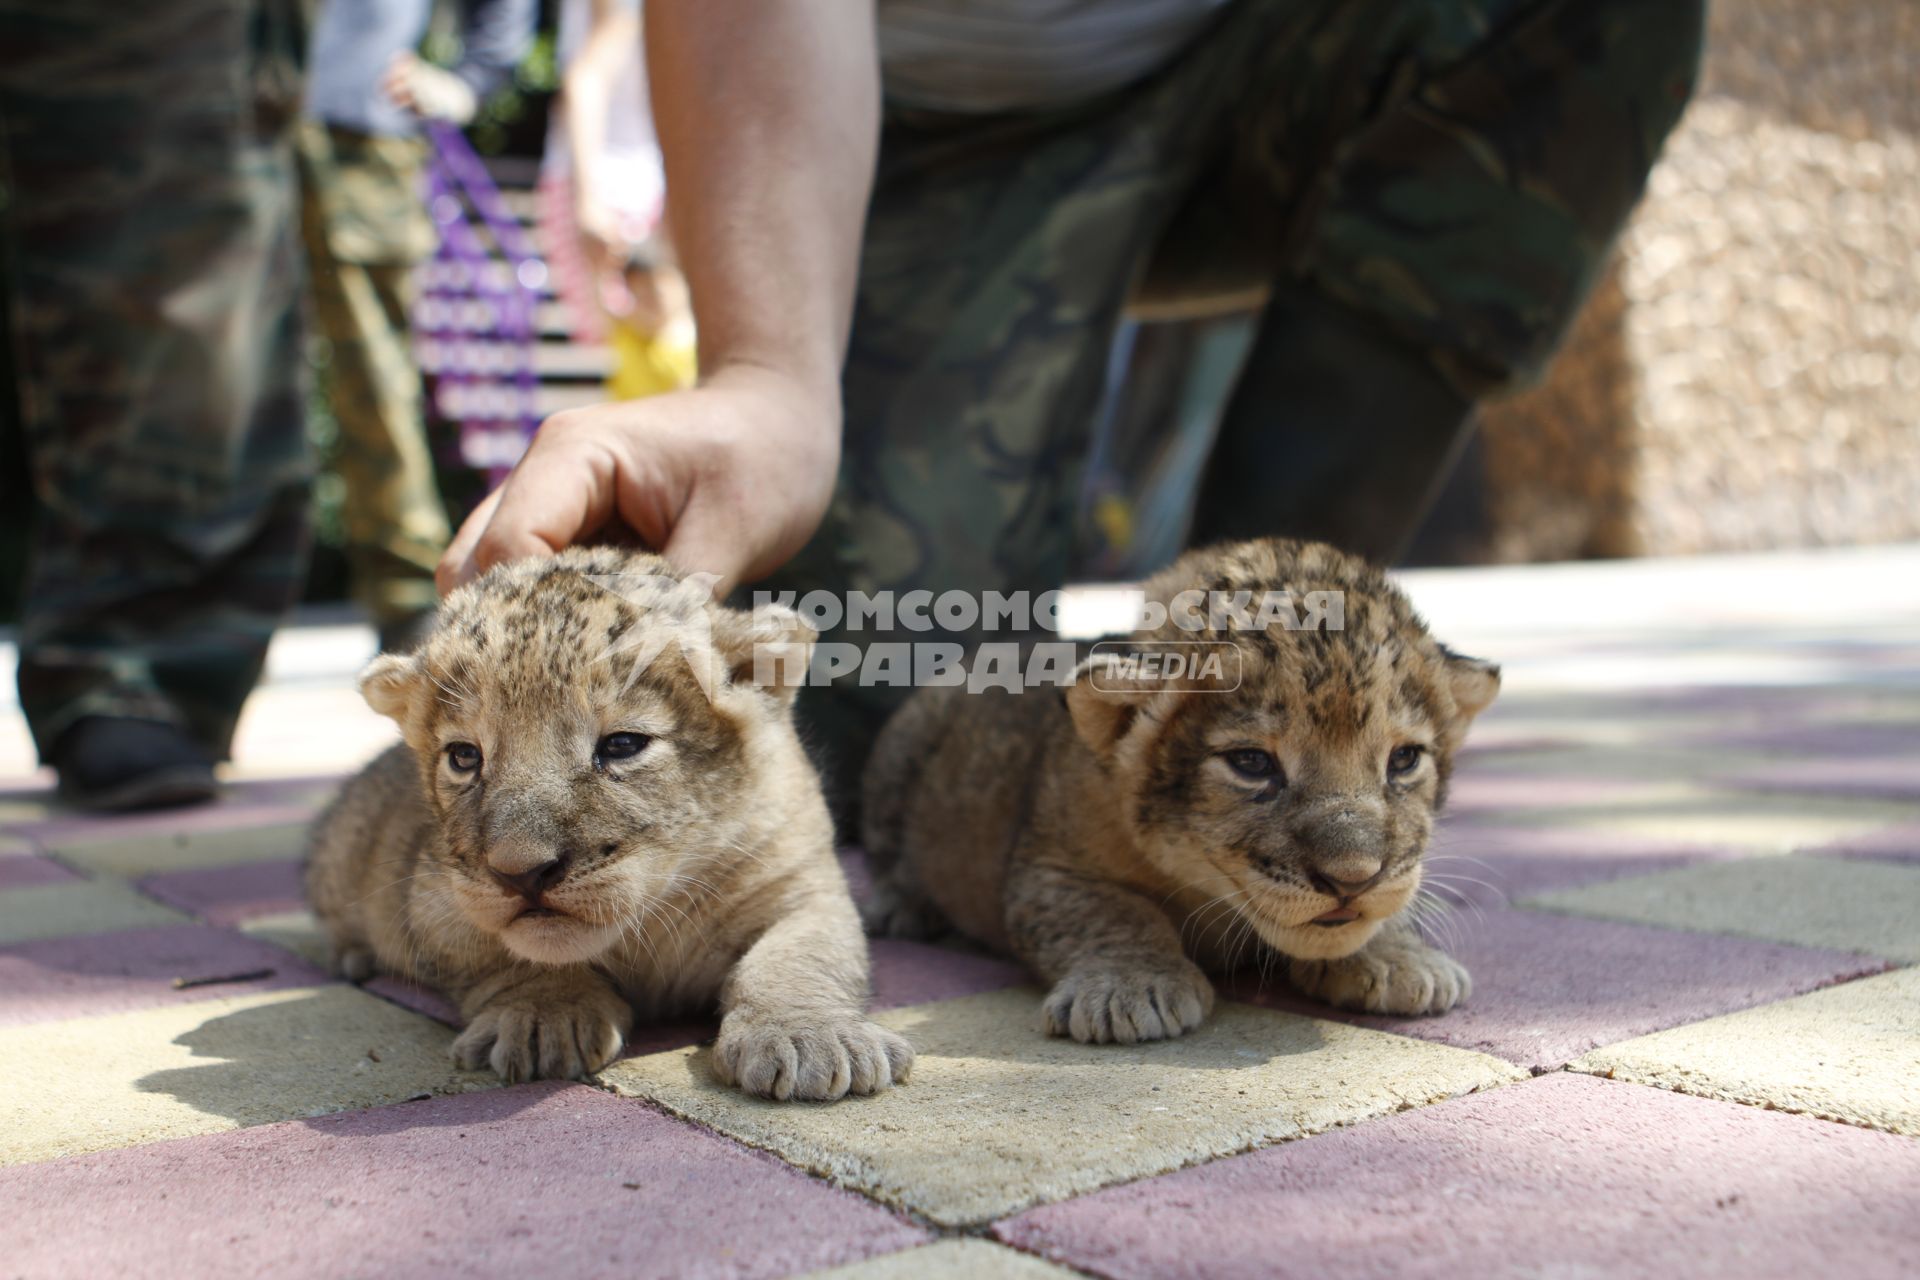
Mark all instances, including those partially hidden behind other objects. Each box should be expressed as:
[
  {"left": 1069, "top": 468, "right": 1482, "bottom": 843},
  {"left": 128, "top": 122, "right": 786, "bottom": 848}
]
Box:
[
  {"left": 298, "top": 0, "right": 534, "bottom": 652},
  {"left": 539, "top": 0, "right": 694, "bottom": 403},
  {"left": 440, "top": 0, "right": 1706, "bottom": 796},
  {"left": 1, "top": 0, "right": 311, "bottom": 811}
]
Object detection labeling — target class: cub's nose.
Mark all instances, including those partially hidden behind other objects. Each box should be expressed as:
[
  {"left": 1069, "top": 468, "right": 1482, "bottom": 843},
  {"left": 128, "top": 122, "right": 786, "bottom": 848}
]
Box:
[
  {"left": 489, "top": 855, "right": 571, "bottom": 901},
  {"left": 1308, "top": 860, "right": 1384, "bottom": 901}
]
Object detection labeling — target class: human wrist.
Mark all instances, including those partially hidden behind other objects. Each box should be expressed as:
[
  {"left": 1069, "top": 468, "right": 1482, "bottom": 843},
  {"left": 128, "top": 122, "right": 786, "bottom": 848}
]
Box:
[{"left": 703, "top": 357, "right": 844, "bottom": 439}]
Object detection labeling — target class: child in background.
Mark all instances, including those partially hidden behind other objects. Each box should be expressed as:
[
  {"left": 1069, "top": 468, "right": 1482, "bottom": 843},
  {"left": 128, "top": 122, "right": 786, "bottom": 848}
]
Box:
[{"left": 538, "top": 0, "right": 694, "bottom": 399}]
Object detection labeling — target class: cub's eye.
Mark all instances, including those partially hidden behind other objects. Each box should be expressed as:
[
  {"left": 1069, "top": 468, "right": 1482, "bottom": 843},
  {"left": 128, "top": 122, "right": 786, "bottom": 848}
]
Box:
[
  {"left": 1223, "top": 748, "right": 1282, "bottom": 782},
  {"left": 1388, "top": 744, "right": 1426, "bottom": 777},
  {"left": 445, "top": 742, "right": 482, "bottom": 774},
  {"left": 596, "top": 732, "right": 650, "bottom": 762}
]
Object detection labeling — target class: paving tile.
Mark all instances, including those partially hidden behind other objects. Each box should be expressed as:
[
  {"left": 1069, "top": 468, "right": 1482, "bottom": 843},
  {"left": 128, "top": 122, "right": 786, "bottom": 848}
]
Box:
[
  {"left": 601, "top": 988, "right": 1523, "bottom": 1227},
  {"left": 1522, "top": 854, "right": 1920, "bottom": 963},
  {"left": 805, "top": 1240, "right": 1075, "bottom": 1279},
  {"left": 0, "top": 924, "right": 330, "bottom": 1027},
  {"left": 0, "top": 1083, "right": 928, "bottom": 1280},
  {"left": 1425, "top": 821, "right": 1738, "bottom": 906},
  {"left": 1451, "top": 744, "right": 1782, "bottom": 785},
  {"left": 869, "top": 938, "right": 1028, "bottom": 1010},
  {"left": 138, "top": 858, "right": 306, "bottom": 925},
  {"left": 22, "top": 799, "right": 318, "bottom": 850},
  {"left": 0, "top": 832, "right": 40, "bottom": 856},
  {"left": 1681, "top": 720, "right": 1920, "bottom": 756},
  {"left": 239, "top": 908, "right": 333, "bottom": 966},
  {"left": 0, "top": 984, "right": 489, "bottom": 1166},
  {"left": 1573, "top": 967, "right": 1920, "bottom": 1135},
  {"left": 0, "top": 853, "right": 84, "bottom": 890},
  {"left": 1803, "top": 821, "right": 1920, "bottom": 866},
  {"left": 1479, "top": 789, "right": 1920, "bottom": 853},
  {"left": 47, "top": 819, "right": 311, "bottom": 878},
  {"left": 996, "top": 1072, "right": 1920, "bottom": 1280},
  {"left": 362, "top": 976, "right": 461, "bottom": 1026},
  {"left": 1230, "top": 907, "right": 1887, "bottom": 1072},
  {"left": 0, "top": 878, "right": 187, "bottom": 946},
  {"left": 1443, "top": 771, "right": 1677, "bottom": 816},
  {"left": 1710, "top": 757, "right": 1920, "bottom": 802}
]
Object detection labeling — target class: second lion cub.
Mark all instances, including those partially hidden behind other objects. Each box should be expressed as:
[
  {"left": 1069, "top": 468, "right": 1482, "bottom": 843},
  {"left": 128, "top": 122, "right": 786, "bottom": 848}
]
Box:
[{"left": 863, "top": 538, "right": 1498, "bottom": 1044}]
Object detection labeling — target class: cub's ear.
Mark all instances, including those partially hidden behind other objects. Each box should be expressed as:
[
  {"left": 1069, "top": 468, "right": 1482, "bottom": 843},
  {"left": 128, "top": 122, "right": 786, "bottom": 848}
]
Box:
[
  {"left": 1065, "top": 653, "right": 1161, "bottom": 761},
  {"left": 712, "top": 604, "right": 816, "bottom": 706},
  {"left": 358, "top": 652, "right": 420, "bottom": 723},
  {"left": 1442, "top": 647, "right": 1501, "bottom": 725}
]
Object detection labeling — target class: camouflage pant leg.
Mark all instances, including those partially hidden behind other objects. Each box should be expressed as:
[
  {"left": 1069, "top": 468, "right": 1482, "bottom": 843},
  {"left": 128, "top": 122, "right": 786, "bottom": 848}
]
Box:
[
  {"left": 1188, "top": 0, "right": 1704, "bottom": 561},
  {"left": 777, "top": 0, "right": 1703, "bottom": 786},
  {"left": 295, "top": 122, "right": 449, "bottom": 626},
  {"left": 0, "top": 0, "right": 312, "bottom": 760}
]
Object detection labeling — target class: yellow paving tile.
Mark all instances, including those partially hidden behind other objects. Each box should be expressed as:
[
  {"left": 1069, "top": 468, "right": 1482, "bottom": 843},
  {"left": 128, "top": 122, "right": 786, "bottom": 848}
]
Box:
[
  {"left": 0, "top": 878, "right": 187, "bottom": 945},
  {"left": 805, "top": 1240, "right": 1076, "bottom": 1279},
  {"left": 1523, "top": 854, "right": 1920, "bottom": 962},
  {"left": 1479, "top": 790, "right": 1920, "bottom": 852},
  {"left": 239, "top": 909, "right": 332, "bottom": 967},
  {"left": 49, "top": 821, "right": 309, "bottom": 877},
  {"left": 601, "top": 989, "right": 1524, "bottom": 1227},
  {"left": 0, "top": 984, "right": 489, "bottom": 1166},
  {"left": 1573, "top": 968, "right": 1920, "bottom": 1135}
]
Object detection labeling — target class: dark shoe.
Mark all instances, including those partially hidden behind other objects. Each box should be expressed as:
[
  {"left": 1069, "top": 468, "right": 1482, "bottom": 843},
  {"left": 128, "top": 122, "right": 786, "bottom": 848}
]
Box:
[{"left": 51, "top": 717, "right": 218, "bottom": 813}]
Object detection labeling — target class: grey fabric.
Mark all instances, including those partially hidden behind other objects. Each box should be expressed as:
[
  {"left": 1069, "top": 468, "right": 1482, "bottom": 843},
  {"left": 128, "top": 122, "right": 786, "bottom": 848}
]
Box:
[{"left": 877, "top": 0, "right": 1231, "bottom": 112}]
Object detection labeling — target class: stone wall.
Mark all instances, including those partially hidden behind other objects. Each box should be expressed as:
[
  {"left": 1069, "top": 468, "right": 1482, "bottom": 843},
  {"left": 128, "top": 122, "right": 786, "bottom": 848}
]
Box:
[{"left": 1473, "top": 0, "right": 1920, "bottom": 560}]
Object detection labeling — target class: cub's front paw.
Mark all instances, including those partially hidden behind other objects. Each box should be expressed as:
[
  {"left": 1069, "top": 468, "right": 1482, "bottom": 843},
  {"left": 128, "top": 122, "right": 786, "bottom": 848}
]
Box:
[
  {"left": 1041, "top": 959, "right": 1214, "bottom": 1045},
  {"left": 712, "top": 1011, "right": 915, "bottom": 1101},
  {"left": 452, "top": 978, "right": 632, "bottom": 1082},
  {"left": 1290, "top": 940, "right": 1470, "bottom": 1016}
]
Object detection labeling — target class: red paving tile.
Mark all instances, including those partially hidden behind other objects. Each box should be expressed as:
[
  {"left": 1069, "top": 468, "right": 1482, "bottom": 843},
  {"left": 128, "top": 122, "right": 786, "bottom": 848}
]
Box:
[
  {"left": 1804, "top": 820, "right": 1920, "bottom": 865},
  {"left": 1229, "top": 908, "right": 1889, "bottom": 1071},
  {"left": 1424, "top": 822, "right": 1737, "bottom": 906},
  {"left": 0, "top": 925, "right": 331, "bottom": 1027},
  {"left": 11, "top": 799, "right": 321, "bottom": 847},
  {"left": 138, "top": 859, "right": 306, "bottom": 925},
  {"left": 0, "top": 855, "right": 84, "bottom": 891},
  {"left": 869, "top": 937, "right": 1028, "bottom": 1008},
  {"left": 996, "top": 1073, "right": 1920, "bottom": 1280},
  {"left": 1711, "top": 757, "right": 1920, "bottom": 801},
  {"left": 1679, "top": 721, "right": 1920, "bottom": 756},
  {"left": 362, "top": 976, "right": 462, "bottom": 1026},
  {"left": 0, "top": 1083, "right": 928, "bottom": 1280},
  {"left": 1444, "top": 772, "right": 1666, "bottom": 816}
]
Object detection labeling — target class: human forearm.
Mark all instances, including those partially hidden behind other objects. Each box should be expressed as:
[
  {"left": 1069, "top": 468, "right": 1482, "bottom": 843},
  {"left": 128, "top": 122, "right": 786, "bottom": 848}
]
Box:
[
  {"left": 562, "top": 0, "right": 635, "bottom": 213},
  {"left": 646, "top": 0, "right": 879, "bottom": 399}
]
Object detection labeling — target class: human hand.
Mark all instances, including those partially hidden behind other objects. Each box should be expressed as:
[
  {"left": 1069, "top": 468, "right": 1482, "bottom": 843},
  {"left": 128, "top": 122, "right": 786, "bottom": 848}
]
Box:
[
  {"left": 437, "top": 365, "right": 841, "bottom": 598},
  {"left": 383, "top": 51, "right": 479, "bottom": 125}
]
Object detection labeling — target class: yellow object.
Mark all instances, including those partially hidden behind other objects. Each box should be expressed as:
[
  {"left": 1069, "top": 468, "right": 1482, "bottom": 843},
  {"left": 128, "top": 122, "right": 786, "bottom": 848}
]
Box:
[{"left": 608, "top": 317, "right": 697, "bottom": 401}]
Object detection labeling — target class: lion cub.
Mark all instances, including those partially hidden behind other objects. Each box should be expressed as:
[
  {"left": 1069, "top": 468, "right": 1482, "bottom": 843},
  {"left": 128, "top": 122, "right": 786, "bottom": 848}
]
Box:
[
  {"left": 863, "top": 538, "right": 1499, "bottom": 1044},
  {"left": 307, "top": 548, "right": 912, "bottom": 1099}
]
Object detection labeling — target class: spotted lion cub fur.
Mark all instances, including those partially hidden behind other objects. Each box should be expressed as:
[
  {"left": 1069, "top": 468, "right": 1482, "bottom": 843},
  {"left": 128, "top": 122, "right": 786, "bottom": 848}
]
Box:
[
  {"left": 306, "top": 548, "right": 912, "bottom": 1099},
  {"left": 862, "top": 538, "right": 1498, "bottom": 1044}
]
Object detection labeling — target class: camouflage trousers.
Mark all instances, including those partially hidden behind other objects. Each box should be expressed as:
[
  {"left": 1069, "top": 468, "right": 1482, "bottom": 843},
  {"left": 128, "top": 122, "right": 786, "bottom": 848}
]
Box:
[
  {"left": 775, "top": 0, "right": 1705, "bottom": 794},
  {"left": 296, "top": 121, "right": 450, "bottom": 627},
  {"left": 0, "top": 0, "right": 313, "bottom": 761}
]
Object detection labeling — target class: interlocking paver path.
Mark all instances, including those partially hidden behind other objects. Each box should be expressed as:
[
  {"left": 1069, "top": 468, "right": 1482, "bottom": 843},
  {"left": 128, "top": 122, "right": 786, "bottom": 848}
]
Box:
[{"left": 1, "top": 548, "right": 1917, "bottom": 1278}]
